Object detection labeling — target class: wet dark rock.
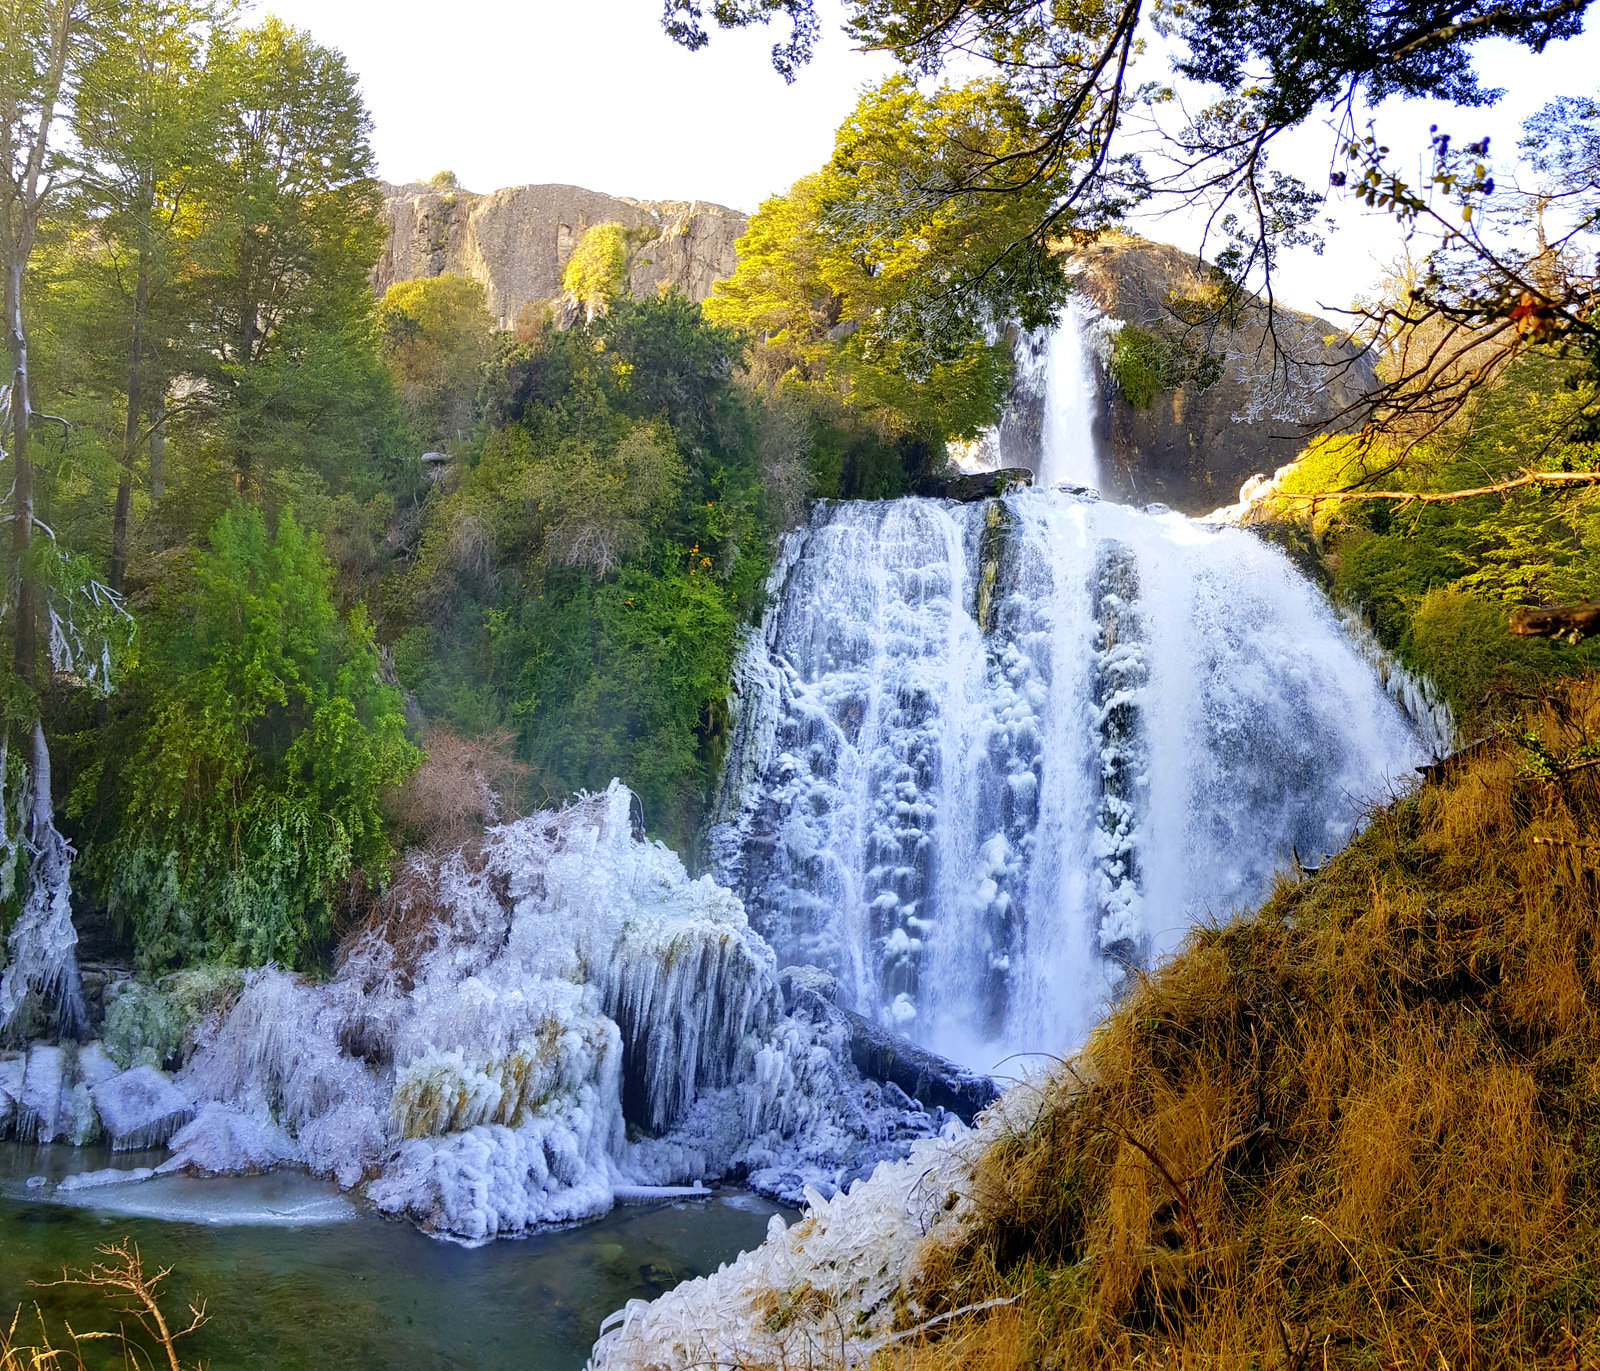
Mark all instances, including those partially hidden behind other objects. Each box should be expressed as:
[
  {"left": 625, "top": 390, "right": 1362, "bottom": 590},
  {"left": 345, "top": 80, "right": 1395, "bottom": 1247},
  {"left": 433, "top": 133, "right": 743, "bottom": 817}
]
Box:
[
  {"left": 836, "top": 1007, "right": 999, "bottom": 1125},
  {"left": 916, "top": 467, "right": 1034, "bottom": 502}
]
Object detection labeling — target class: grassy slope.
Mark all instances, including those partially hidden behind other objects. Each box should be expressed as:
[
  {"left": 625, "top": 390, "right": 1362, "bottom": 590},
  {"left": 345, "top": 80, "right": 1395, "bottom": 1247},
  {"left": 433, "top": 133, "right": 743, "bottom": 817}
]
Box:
[{"left": 898, "top": 678, "right": 1600, "bottom": 1370}]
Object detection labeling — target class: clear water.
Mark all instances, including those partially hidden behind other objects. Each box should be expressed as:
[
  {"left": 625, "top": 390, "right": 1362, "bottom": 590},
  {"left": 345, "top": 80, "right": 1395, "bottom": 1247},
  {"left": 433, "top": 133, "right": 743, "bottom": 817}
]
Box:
[{"left": 0, "top": 1144, "right": 790, "bottom": 1370}]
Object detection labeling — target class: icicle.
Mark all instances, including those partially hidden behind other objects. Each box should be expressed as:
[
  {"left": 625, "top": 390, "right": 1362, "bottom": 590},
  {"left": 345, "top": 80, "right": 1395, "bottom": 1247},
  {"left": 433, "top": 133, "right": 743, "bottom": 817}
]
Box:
[{"left": 0, "top": 721, "right": 86, "bottom": 1040}]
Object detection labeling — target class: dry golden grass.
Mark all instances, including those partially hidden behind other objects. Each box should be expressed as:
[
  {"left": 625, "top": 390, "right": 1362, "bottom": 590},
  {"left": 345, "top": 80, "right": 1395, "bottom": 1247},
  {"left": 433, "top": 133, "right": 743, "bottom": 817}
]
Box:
[{"left": 889, "top": 676, "right": 1600, "bottom": 1371}]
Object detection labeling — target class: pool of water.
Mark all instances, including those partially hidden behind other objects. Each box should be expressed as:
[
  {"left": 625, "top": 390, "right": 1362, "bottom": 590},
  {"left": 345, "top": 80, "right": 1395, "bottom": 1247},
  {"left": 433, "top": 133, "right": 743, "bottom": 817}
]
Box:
[{"left": 1, "top": 1144, "right": 790, "bottom": 1370}]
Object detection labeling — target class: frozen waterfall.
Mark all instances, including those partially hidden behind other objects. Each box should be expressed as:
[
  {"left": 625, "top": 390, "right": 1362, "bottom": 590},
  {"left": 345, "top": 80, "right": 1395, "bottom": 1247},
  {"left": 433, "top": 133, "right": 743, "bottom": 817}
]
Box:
[{"left": 712, "top": 489, "right": 1431, "bottom": 1073}]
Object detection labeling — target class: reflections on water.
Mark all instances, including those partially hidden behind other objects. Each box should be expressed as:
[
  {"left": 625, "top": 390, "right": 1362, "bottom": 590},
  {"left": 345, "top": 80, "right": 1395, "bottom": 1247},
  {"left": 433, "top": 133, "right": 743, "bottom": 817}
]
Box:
[{"left": 1, "top": 1143, "right": 790, "bottom": 1371}]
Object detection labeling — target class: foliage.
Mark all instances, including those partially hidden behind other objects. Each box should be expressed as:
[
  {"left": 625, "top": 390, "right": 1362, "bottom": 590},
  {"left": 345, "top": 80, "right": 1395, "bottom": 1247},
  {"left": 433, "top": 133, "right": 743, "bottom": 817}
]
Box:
[
  {"left": 707, "top": 79, "right": 1033, "bottom": 430},
  {"left": 561, "top": 221, "right": 631, "bottom": 317},
  {"left": 669, "top": 0, "right": 1585, "bottom": 318},
  {"left": 84, "top": 506, "right": 418, "bottom": 970},
  {"left": 102, "top": 964, "right": 242, "bottom": 1069},
  {"left": 893, "top": 678, "right": 1600, "bottom": 1371},
  {"left": 399, "top": 292, "right": 769, "bottom": 853},
  {"left": 181, "top": 16, "right": 390, "bottom": 496},
  {"left": 379, "top": 273, "right": 493, "bottom": 447},
  {"left": 1107, "top": 322, "right": 1226, "bottom": 409},
  {"left": 1264, "top": 356, "right": 1600, "bottom": 726}
]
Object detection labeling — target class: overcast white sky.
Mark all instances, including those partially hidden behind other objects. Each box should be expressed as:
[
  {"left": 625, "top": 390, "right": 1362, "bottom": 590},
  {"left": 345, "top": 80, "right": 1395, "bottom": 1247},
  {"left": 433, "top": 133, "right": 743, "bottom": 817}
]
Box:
[{"left": 261, "top": 0, "right": 1599, "bottom": 319}]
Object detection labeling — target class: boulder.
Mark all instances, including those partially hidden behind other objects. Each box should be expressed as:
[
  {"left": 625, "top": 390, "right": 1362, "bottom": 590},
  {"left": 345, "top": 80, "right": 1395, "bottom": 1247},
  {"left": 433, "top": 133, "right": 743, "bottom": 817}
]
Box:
[
  {"left": 91, "top": 1066, "right": 195, "bottom": 1151},
  {"left": 18, "top": 1041, "right": 66, "bottom": 1142},
  {"left": 0, "top": 1054, "right": 21, "bottom": 1138},
  {"left": 917, "top": 467, "right": 1035, "bottom": 502}
]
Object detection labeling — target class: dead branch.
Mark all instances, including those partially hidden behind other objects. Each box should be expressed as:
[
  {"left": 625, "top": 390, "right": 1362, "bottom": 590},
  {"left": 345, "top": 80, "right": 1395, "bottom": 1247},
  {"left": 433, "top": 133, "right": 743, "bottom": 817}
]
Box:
[
  {"left": 39, "top": 1240, "right": 207, "bottom": 1371},
  {"left": 1510, "top": 600, "right": 1600, "bottom": 644}
]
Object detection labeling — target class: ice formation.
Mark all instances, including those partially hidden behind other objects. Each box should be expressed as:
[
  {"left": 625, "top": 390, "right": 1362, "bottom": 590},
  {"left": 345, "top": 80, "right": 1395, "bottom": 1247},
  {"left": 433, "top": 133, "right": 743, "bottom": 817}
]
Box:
[
  {"left": 591, "top": 1091, "right": 1038, "bottom": 1371},
  {"left": 0, "top": 722, "right": 87, "bottom": 1040},
  {"left": 102, "top": 783, "right": 939, "bottom": 1241}
]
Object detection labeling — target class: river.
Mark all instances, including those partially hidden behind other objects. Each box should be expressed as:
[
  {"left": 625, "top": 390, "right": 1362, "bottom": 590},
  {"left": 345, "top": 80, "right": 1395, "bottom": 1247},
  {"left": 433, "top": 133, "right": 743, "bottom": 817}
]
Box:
[{"left": 1, "top": 1142, "right": 789, "bottom": 1369}]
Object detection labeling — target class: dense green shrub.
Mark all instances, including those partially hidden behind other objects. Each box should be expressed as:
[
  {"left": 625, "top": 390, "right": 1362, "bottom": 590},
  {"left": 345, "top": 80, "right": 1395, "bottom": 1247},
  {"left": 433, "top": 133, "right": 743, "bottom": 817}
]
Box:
[
  {"left": 398, "top": 292, "right": 771, "bottom": 853},
  {"left": 82, "top": 506, "right": 419, "bottom": 970}
]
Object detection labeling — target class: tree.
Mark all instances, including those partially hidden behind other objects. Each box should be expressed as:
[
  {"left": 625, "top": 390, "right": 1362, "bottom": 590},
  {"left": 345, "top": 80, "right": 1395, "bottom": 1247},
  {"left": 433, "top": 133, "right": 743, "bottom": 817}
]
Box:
[
  {"left": 379, "top": 273, "right": 493, "bottom": 448},
  {"left": 723, "top": 79, "right": 1064, "bottom": 378},
  {"left": 667, "top": 0, "right": 1589, "bottom": 331},
  {"left": 185, "top": 16, "right": 386, "bottom": 496},
  {"left": 92, "top": 506, "right": 418, "bottom": 969},
  {"left": 70, "top": 0, "right": 228, "bottom": 591}
]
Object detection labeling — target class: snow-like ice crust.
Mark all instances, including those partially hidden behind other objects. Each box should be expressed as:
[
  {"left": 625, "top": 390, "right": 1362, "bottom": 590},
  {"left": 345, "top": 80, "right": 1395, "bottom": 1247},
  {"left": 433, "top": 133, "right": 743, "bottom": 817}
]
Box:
[
  {"left": 590, "top": 1088, "right": 1039, "bottom": 1370},
  {"left": 151, "top": 782, "right": 934, "bottom": 1241}
]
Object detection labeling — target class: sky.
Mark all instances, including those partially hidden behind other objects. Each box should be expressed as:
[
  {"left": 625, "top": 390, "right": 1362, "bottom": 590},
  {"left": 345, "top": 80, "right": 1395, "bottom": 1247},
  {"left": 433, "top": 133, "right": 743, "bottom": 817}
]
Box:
[{"left": 261, "top": 0, "right": 1599, "bottom": 320}]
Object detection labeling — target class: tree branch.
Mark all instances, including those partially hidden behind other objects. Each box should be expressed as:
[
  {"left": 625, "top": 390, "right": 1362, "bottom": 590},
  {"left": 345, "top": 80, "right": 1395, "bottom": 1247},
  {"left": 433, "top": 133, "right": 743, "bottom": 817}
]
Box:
[{"left": 1270, "top": 468, "right": 1600, "bottom": 505}]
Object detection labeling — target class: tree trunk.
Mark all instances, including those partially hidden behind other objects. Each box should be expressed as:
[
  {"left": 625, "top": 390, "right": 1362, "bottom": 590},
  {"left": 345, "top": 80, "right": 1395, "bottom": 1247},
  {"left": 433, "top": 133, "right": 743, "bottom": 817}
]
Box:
[
  {"left": 6, "top": 259, "right": 35, "bottom": 685},
  {"left": 148, "top": 383, "right": 166, "bottom": 500},
  {"left": 109, "top": 247, "right": 149, "bottom": 594},
  {"left": 1510, "top": 601, "right": 1600, "bottom": 645}
]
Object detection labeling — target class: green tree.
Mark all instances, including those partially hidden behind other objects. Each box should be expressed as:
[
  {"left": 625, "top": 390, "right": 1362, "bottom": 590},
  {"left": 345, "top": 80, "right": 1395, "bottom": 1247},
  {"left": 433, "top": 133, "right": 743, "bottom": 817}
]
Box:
[
  {"left": 709, "top": 77, "right": 1064, "bottom": 396},
  {"left": 668, "top": 0, "right": 1585, "bottom": 307},
  {"left": 70, "top": 0, "right": 229, "bottom": 590},
  {"left": 91, "top": 505, "right": 418, "bottom": 969},
  {"left": 379, "top": 273, "right": 494, "bottom": 448},
  {"left": 185, "top": 16, "right": 387, "bottom": 496}
]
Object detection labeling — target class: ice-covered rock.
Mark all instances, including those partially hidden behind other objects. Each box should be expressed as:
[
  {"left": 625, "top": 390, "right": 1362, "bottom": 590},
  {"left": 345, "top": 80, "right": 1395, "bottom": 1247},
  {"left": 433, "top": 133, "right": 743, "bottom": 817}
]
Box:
[
  {"left": 91, "top": 1065, "right": 194, "bottom": 1151},
  {"left": 161, "top": 1103, "right": 300, "bottom": 1175},
  {"left": 153, "top": 783, "right": 928, "bottom": 1241},
  {"left": 75, "top": 1041, "right": 120, "bottom": 1088},
  {"left": 591, "top": 1109, "right": 999, "bottom": 1370},
  {"left": 57, "top": 1166, "right": 157, "bottom": 1191},
  {"left": 17, "top": 1041, "right": 66, "bottom": 1142},
  {"left": 0, "top": 1053, "right": 21, "bottom": 1137}
]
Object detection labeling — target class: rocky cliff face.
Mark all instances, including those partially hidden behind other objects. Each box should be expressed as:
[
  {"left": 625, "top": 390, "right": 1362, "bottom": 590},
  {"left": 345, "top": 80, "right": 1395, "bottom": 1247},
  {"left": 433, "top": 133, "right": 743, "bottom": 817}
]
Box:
[
  {"left": 1070, "top": 237, "right": 1375, "bottom": 514},
  {"left": 376, "top": 181, "right": 747, "bottom": 327}
]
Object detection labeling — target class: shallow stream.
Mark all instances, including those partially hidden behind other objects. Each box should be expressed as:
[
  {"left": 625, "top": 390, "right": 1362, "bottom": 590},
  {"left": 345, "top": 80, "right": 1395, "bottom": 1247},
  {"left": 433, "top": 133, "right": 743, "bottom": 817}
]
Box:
[{"left": 1, "top": 1145, "right": 790, "bottom": 1369}]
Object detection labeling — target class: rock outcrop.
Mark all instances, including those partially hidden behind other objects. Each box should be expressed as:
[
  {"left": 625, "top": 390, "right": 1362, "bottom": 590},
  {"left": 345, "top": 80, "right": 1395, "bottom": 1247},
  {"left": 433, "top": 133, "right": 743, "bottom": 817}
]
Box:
[
  {"left": 1071, "top": 236, "right": 1376, "bottom": 514},
  {"left": 375, "top": 181, "right": 746, "bottom": 326}
]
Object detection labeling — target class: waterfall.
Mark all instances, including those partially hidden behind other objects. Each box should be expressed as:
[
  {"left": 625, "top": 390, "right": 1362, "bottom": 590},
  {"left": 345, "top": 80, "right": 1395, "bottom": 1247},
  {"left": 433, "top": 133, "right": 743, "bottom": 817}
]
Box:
[
  {"left": 714, "top": 316, "right": 1428, "bottom": 1075},
  {"left": 1037, "top": 296, "right": 1105, "bottom": 488}
]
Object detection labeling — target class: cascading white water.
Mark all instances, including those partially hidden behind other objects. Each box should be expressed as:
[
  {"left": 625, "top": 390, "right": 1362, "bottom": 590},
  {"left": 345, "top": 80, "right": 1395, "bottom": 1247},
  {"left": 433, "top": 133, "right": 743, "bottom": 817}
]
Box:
[
  {"left": 714, "top": 314, "right": 1434, "bottom": 1075},
  {"left": 1037, "top": 296, "right": 1105, "bottom": 489}
]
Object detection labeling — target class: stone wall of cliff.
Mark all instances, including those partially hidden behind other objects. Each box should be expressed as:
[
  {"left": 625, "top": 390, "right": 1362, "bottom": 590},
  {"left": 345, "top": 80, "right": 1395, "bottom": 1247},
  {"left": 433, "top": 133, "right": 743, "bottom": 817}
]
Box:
[
  {"left": 1071, "top": 236, "right": 1376, "bottom": 513},
  {"left": 375, "top": 181, "right": 747, "bottom": 327}
]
